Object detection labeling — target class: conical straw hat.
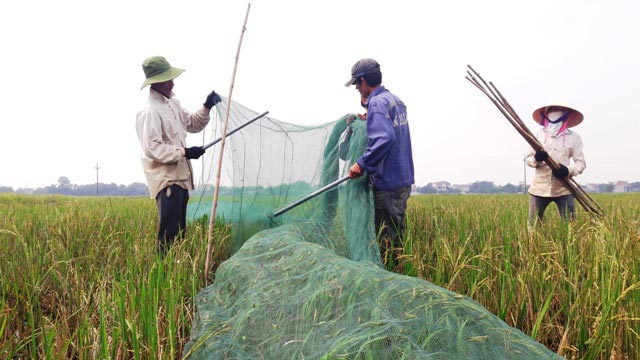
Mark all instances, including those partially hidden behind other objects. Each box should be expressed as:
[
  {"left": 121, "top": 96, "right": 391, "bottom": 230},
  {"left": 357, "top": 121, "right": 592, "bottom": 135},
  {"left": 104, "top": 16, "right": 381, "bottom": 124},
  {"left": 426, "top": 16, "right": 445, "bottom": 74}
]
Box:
[{"left": 532, "top": 103, "right": 583, "bottom": 128}]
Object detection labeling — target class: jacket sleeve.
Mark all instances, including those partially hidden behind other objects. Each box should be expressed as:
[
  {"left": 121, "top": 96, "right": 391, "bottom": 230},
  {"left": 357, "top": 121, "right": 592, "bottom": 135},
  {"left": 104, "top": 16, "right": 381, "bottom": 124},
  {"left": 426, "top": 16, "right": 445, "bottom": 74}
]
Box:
[
  {"left": 526, "top": 129, "right": 545, "bottom": 168},
  {"left": 356, "top": 109, "right": 395, "bottom": 173},
  {"left": 138, "top": 110, "right": 183, "bottom": 164},
  {"left": 175, "top": 99, "right": 211, "bottom": 133},
  {"left": 569, "top": 133, "right": 586, "bottom": 176},
  {"left": 526, "top": 147, "right": 539, "bottom": 168}
]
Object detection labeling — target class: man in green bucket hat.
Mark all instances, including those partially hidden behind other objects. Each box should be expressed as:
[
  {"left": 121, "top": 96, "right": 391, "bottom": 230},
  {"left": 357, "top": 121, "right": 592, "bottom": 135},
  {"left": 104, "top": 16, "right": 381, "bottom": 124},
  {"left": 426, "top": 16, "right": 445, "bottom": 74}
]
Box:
[{"left": 136, "top": 55, "right": 222, "bottom": 256}]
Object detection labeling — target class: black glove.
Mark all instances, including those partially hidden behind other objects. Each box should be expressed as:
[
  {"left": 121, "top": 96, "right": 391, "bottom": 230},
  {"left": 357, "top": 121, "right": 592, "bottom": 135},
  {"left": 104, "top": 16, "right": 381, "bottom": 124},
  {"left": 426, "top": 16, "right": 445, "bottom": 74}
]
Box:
[
  {"left": 203, "top": 91, "right": 222, "bottom": 109},
  {"left": 534, "top": 150, "right": 549, "bottom": 162},
  {"left": 185, "top": 146, "right": 205, "bottom": 160},
  {"left": 552, "top": 164, "right": 570, "bottom": 179}
]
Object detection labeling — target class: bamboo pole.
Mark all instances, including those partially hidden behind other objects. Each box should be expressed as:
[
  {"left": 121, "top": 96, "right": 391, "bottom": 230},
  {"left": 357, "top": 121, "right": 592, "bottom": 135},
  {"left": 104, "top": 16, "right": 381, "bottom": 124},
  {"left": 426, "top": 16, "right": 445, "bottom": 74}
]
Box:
[
  {"left": 204, "top": 3, "right": 252, "bottom": 282},
  {"left": 465, "top": 65, "right": 603, "bottom": 216},
  {"left": 271, "top": 176, "right": 351, "bottom": 218},
  {"left": 202, "top": 111, "right": 269, "bottom": 150}
]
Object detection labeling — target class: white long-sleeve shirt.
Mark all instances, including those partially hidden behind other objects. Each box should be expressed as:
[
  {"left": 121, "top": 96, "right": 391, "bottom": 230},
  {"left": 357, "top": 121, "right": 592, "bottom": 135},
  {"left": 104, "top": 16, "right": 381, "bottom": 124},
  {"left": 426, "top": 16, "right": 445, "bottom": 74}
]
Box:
[
  {"left": 526, "top": 127, "right": 586, "bottom": 197},
  {"left": 136, "top": 89, "right": 210, "bottom": 198}
]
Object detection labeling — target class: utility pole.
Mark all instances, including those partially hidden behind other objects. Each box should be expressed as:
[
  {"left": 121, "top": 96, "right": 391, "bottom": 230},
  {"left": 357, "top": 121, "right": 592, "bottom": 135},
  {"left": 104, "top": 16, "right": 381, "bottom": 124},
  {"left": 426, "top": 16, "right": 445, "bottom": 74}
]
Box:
[
  {"left": 523, "top": 154, "right": 527, "bottom": 195},
  {"left": 95, "top": 163, "right": 100, "bottom": 196}
]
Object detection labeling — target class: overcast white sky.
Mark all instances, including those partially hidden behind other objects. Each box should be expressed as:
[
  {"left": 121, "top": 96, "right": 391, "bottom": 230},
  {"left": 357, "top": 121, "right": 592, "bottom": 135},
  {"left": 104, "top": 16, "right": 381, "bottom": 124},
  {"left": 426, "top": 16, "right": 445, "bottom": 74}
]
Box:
[{"left": 1, "top": 0, "right": 638, "bottom": 189}]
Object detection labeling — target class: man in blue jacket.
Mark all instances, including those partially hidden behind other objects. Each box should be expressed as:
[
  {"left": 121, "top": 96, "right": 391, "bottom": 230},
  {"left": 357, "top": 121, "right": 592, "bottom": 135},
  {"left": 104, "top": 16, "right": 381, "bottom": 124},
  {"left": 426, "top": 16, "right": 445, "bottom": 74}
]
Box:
[{"left": 345, "top": 58, "right": 415, "bottom": 270}]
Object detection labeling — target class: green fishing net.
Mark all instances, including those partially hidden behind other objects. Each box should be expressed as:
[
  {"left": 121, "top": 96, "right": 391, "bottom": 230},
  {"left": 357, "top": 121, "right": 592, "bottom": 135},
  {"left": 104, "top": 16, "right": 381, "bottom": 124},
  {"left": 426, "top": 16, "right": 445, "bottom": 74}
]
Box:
[
  {"left": 187, "top": 99, "right": 379, "bottom": 263},
  {"left": 184, "top": 99, "right": 561, "bottom": 359}
]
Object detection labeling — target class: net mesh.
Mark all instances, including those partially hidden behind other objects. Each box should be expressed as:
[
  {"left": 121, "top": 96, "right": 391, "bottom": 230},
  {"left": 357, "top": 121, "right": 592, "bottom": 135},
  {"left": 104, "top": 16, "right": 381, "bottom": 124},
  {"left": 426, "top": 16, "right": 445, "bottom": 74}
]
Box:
[
  {"left": 187, "top": 98, "right": 379, "bottom": 263},
  {"left": 184, "top": 99, "right": 561, "bottom": 359}
]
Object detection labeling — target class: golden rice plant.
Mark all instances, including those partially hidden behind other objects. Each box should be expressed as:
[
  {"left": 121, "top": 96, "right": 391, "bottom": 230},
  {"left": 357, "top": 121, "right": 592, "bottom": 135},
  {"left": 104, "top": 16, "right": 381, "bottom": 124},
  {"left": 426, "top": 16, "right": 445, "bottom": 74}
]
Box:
[
  {"left": 1, "top": 193, "right": 639, "bottom": 359},
  {"left": 405, "top": 193, "right": 640, "bottom": 359},
  {"left": 0, "top": 194, "right": 230, "bottom": 359}
]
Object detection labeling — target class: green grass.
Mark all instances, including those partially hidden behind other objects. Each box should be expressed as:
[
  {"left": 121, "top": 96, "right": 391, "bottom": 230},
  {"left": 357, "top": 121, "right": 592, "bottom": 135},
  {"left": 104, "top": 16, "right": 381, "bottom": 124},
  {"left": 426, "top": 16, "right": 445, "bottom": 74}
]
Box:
[{"left": 1, "top": 193, "right": 639, "bottom": 359}]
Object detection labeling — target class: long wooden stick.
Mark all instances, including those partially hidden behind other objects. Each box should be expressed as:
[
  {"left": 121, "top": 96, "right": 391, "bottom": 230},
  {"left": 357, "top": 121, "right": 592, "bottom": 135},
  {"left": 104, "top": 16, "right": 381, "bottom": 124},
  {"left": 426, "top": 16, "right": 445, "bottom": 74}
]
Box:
[
  {"left": 491, "top": 81, "right": 605, "bottom": 214},
  {"left": 204, "top": 3, "right": 252, "bottom": 282},
  {"left": 466, "top": 65, "right": 603, "bottom": 216},
  {"left": 490, "top": 79, "right": 602, "bottom": 212}
]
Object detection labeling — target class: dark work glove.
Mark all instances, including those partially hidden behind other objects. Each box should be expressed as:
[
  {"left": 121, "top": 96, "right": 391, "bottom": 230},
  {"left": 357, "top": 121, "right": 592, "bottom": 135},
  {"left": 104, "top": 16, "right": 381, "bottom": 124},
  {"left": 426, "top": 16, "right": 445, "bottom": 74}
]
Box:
[
  {"left": 203, "top": 91, "right": 222, "bottom": 109},
  {"left": 185, "top": 146, "right": 205, "bottom": 160},
  {"left": 534, "top": 150, "right": 549, "bottom": 162},
  {"left": 552, "top": 164, "right": 570, "bottom": 179}
]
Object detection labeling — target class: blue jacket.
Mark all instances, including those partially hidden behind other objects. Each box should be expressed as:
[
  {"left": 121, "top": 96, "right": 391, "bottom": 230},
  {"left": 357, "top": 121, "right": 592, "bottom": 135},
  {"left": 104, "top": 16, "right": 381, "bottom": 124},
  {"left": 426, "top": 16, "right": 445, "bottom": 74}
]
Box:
[{"left": 356, "top": 86, "right": 414, "bottom": 191}]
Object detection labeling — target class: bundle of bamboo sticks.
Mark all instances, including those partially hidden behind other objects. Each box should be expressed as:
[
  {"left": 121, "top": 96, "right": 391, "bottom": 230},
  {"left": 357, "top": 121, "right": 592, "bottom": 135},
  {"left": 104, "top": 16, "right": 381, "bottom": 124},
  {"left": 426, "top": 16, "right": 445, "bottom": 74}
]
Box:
[{"left": 465, "top": 65, "right": 603, "bottom": 216}]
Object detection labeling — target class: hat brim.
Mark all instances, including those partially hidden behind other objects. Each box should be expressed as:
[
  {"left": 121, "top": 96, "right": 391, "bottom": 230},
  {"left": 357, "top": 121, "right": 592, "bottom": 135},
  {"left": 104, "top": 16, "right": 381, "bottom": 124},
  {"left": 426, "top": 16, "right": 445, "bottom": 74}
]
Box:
[
  {"left": 344, "top": 77, "right": 357, "bottom": 87},
  {"left": 141, "top": 67, "right": 185, "bottom": 89},
  {"left": 532, "top": 104, "right": 583, "bottom": 128}
]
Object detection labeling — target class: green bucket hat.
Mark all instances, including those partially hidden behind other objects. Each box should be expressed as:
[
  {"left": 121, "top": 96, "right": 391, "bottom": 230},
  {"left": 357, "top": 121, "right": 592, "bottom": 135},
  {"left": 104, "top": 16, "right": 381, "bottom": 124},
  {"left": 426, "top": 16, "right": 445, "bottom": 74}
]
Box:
[{"left": 140, "top": 56, "right": 185, "bottom": 90}]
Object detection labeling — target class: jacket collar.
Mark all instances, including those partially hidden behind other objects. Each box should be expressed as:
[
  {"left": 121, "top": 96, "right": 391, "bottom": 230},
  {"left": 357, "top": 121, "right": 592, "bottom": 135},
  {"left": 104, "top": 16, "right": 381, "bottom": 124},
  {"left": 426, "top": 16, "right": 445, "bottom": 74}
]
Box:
[
  {"left": 543, "top": 127, "right": 572, "bottom": 136},
  {"left": 369, "top": 85, "right": 387, "bottom": 100},
  {"left": 149, "top": 88, "right": 172, "bottom": 103}
]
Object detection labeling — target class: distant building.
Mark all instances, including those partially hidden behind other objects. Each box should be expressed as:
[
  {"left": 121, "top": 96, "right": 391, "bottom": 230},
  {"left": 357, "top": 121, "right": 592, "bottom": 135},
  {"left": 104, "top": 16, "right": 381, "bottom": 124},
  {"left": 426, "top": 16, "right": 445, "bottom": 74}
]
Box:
[
  {"left": 613, "top": 181, "right": 629, "bottom": 193},
  {"left": 452, "top": 183, "right": 471, "bottom": 194},
  {"left": 583, "top": 183, "right": 598, "bottom": 192},
  {"left": 433, "top": 181, "right": 452, "bottom": 193}
]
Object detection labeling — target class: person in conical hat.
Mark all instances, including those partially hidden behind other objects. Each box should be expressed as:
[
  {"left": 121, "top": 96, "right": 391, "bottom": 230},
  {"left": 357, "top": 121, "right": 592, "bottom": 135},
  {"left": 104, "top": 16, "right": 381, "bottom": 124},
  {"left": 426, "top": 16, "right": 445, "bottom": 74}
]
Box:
[
  {"left": 135, "top": 55, "right": 222, "bottom": 256},
  {"left": 526, "top": 103, "right": 586, "bottom": 222}
]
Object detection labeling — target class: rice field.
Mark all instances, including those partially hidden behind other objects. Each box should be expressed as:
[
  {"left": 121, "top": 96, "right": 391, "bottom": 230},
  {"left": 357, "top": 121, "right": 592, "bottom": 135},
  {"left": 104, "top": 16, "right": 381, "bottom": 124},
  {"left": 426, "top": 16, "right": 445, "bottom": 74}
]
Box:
[
  {"left": 0, "top": 195, "right": 231, "bottom": 359},
  {"left": 405, "top": 193, "right": 640, "bottom": 359},
  {"left": 1, "top": 193, "right": 639, "bottom": 359}
]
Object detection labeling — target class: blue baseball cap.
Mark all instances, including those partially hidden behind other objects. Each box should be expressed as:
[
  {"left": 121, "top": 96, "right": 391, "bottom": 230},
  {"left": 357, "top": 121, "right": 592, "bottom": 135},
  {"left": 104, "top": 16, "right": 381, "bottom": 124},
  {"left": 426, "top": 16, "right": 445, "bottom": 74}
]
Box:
[{"left": 345, "top": 58, "right": 380, "bottom": 87}]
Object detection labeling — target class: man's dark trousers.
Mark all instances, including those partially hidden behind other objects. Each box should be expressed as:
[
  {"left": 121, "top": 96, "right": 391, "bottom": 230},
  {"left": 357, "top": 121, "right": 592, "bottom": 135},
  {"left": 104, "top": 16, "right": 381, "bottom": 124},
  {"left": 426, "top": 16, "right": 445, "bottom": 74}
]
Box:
[{"left": 156, "top": 184, "right": 189, "bottom": 255}]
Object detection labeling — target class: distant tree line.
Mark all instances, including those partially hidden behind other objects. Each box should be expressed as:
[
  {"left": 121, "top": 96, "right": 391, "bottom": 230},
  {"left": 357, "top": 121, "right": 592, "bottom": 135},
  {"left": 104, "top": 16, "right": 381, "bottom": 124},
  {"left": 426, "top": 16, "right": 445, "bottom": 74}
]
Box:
[
  {"left": 416, "top": 181, "right": 524, "bottom": 194},
  {"left": 0, "top": 176, "right": 149, "bottom": 196},
  {"left": 1, "top": 177, "right": 639, "bottom": 196},
  {"left": 416, "top": 181, "right": 640, "bottom": 194}
]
